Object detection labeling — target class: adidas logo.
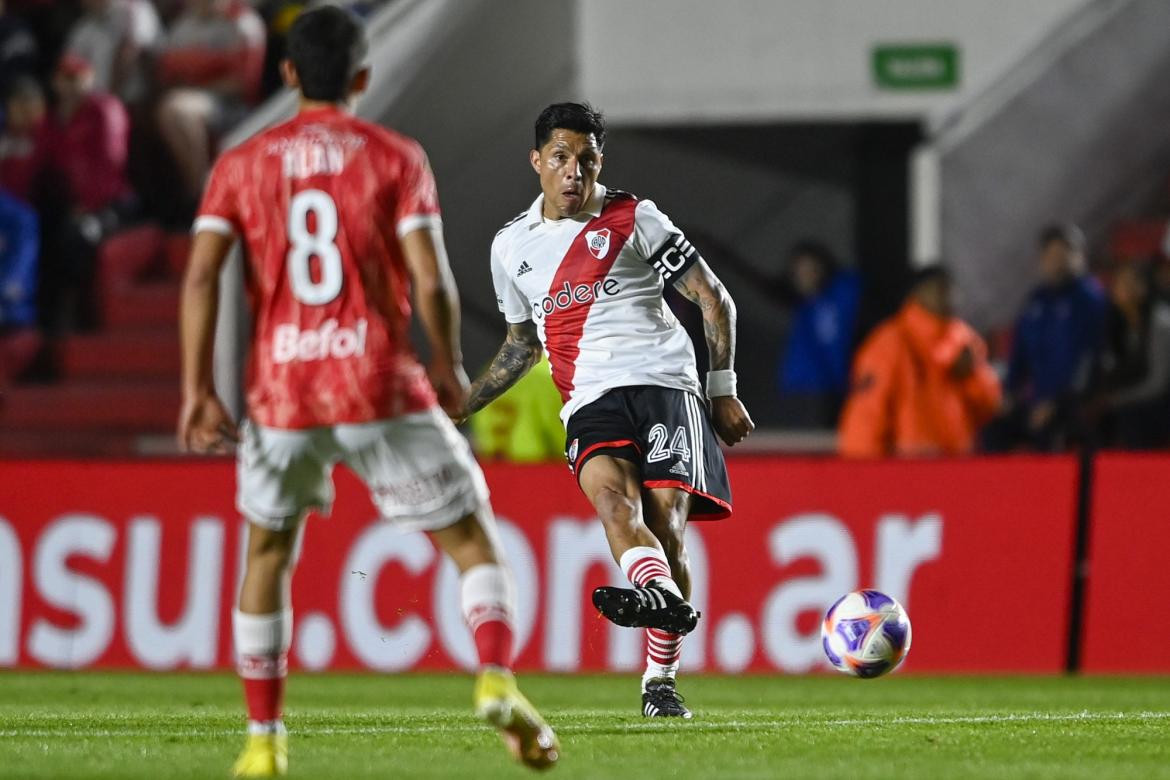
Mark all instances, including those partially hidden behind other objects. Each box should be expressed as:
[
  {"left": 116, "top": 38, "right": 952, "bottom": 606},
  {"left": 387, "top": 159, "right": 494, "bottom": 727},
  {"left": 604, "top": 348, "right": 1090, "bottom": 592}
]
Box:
[
  {"left": 669, "top": 461, "right": 689, "bottom": 477},
  {"left": 516, "top": 260, "right": 533, "bottom": 276}
]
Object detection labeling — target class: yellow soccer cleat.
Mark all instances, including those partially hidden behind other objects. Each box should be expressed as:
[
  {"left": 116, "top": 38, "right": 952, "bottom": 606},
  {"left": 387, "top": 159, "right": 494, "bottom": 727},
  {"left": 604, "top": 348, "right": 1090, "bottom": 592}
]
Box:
[
  {"left": 474, "top": 668, "right": 560, "bottom": 771},
  {"left": 231, "top": 732, "right": 288, "bottom": 777}
]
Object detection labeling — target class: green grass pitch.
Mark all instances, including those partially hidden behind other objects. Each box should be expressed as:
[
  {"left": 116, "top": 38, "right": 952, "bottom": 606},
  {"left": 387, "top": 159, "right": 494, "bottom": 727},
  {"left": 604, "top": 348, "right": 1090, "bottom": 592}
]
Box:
[{"left": 1, "top": 672, "right": 1168, "bottom": 779}]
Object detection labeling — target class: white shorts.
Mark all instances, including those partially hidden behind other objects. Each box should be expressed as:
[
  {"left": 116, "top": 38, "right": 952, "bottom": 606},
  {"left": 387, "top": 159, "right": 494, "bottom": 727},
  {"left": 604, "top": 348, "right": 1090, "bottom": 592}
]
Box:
[{"left": 237, "top": 407, "right": 489, "bottom": 533}]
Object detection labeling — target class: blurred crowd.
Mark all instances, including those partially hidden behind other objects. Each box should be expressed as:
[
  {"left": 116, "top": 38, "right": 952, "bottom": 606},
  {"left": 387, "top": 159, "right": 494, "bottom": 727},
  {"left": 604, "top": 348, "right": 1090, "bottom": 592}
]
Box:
[
  {"left": 0, "top": 0, "right": 389, "bottom": 384},
  {"left": 777, "top": 224, "right": 1170, "bottom": 456},
  {"left": 1, "top": 0, "right": 1166, "bottom": 459}
]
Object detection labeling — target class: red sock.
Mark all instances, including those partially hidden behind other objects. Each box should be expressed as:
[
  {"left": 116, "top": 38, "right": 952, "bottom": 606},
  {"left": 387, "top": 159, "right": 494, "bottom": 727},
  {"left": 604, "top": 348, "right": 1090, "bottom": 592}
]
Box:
[
  {"left": 239, "top": 653, "right": 287, "bottom": 724},
  {"left": 461, "top": 564, "right": 516, "bottom": 669},
  {"left": 471, "top": 617, "right": 515, "bottom": 669}
]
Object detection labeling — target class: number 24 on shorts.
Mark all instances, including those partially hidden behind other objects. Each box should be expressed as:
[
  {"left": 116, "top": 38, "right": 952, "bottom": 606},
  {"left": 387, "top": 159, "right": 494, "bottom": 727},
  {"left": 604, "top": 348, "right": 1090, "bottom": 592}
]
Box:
[{"left": 647, "top": 424, "right": 690, "bottom": 463}]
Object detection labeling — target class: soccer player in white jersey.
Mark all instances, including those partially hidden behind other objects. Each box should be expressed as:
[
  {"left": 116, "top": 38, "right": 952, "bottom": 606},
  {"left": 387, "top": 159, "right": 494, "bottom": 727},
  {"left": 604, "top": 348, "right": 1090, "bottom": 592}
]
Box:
[{"left": 461, "top": 103, "right": 754, "bottom": 718}]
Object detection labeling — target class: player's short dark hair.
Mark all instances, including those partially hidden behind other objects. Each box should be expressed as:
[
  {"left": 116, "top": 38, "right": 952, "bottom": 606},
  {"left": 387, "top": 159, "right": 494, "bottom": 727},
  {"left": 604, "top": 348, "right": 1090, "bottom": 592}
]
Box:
[
  {"left": 534, "top": 102, "right": 607, "bottom": 150},
  {"left": 286, "top": 6, "right": 368, "bottom": 103},
  {"left": 1039, "top": 222, "right": 1085, "bottom": 252}
]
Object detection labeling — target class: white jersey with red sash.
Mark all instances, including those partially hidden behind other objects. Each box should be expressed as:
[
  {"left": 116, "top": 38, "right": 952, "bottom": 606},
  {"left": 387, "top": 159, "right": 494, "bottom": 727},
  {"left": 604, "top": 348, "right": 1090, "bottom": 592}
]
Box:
[{"left": 491, "top": 184, "right": 703, "bottom": 425}]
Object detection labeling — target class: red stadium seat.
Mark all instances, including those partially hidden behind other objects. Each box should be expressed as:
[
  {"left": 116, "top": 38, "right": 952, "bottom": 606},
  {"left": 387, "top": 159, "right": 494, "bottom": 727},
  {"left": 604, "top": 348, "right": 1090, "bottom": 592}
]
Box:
[
  {"left": 97, "top": 225, "right": 166, "bottom": 292},
  {"left": 164, "top": 233, "right": 192, "bottom": 276},
  {"left": 1109, "top": 219, "right": 1167, "bottom": 262}
]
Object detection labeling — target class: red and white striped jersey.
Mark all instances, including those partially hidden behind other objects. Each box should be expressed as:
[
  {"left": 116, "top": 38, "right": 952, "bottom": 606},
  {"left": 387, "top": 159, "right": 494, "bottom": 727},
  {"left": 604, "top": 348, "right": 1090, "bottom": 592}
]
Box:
[{"left": 491, "top": 184, "right": 703, "bottom": 424}]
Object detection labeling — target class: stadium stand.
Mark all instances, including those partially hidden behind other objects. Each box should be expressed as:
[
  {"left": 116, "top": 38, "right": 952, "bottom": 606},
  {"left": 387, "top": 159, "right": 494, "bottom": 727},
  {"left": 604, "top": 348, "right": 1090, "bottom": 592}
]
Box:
[
  {"left": 2, "top": 0, "right": 1170, "bottom": 456},
  {"left": 0, "top": 225, "right": 184, "bottom": 456}
]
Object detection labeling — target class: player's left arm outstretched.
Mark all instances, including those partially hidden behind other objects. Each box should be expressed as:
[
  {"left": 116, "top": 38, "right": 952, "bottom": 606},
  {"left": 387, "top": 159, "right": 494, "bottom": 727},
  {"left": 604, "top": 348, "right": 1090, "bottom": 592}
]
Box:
[
  {"left": 673, "top": 260, "right": 755, "bottom": 445},
  {"left": 178, "top": 229, "right": 240, "bottom": 454}
]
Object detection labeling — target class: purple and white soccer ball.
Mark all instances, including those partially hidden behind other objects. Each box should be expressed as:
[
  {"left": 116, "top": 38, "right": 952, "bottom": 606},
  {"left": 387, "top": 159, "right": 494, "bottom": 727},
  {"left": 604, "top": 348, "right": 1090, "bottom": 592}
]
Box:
[{"left": 821, "top": 589, "right": 912, "bottom": 678}]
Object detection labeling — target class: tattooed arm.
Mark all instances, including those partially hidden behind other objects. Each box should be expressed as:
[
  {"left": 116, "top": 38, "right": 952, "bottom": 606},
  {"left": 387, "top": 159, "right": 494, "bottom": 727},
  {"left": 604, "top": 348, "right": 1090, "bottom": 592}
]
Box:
[
  {"left": 458, "top": 320, "right": 544, "bottom": 422},
  {"left": 674, "top": 258, "right": 736, "bottom": 370},
  {"left": 673, "top": 259, "right": 755, "bottom": 445}
]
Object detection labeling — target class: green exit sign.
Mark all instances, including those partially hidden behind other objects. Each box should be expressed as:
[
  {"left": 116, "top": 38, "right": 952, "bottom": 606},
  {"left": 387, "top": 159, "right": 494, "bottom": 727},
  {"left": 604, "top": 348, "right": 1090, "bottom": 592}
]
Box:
[{"left": 873, "top": 44, "right": 960, "bottom": 90}]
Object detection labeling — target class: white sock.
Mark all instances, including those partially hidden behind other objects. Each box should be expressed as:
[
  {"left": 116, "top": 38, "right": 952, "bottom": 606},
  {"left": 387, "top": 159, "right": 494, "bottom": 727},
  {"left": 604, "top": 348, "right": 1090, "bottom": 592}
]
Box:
[
  {"left": 460, "top": 563, "right": 515, "bottom": 627},
  {"left": 642, "top": 663, "right": 680, "bottom": 692},
  {"left": 459, "top": 563, "right": 516, "bottom": 668}
]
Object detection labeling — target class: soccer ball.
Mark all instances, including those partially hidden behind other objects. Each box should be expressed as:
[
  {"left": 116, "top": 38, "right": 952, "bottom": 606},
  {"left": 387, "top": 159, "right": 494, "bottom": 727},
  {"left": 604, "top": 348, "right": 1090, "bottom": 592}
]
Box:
[{"left": 821, "top": 589, "right": 912, "bottom": 678}]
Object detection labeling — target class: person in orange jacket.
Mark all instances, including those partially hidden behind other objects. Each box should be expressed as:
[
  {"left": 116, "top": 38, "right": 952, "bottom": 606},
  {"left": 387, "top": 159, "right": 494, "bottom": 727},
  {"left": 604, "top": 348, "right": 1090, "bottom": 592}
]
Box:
[{"left": 839, "top": 266, "right": 1002, "bottom": 457}]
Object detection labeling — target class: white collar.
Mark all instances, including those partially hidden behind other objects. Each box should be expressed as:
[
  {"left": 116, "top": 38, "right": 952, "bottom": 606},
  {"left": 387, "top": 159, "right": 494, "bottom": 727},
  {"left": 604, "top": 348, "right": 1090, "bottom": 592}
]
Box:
[{"left": 526, "top": 183, "right": 607, "bottom": 228}]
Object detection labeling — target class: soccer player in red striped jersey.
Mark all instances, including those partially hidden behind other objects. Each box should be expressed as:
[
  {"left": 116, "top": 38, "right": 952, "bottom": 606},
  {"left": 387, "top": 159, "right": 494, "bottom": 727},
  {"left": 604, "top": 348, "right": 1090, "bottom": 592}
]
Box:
[
  {"left": 461, "top": 103, "right": 755, "bottom": 719},
  {"left": 177, "top": 8, "right": 556, "bottom": 775}
]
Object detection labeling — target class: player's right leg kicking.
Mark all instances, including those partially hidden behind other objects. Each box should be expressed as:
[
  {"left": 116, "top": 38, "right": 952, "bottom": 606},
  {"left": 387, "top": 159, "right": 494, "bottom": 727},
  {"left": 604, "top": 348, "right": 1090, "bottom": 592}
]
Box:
[
  {"left": 582, "top": 456, "right": 699, "bottom": 634},
  {"left": 569, "top": 387, "right": 732, "bottom": 719},
  {"left": 579, "top": 455, "right": 699, "bottom": 719},
  {"left": 580, "top": 456, "right": 698, "bottom": 717}
]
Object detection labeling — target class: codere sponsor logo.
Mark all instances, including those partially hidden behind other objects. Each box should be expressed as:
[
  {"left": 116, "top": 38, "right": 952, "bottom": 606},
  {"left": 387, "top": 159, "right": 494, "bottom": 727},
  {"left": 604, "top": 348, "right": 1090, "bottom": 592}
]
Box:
[
  {"left": 532, "top": 279, "right": 621, "bottom": 321},
  {"left": 273, "top": 318, "right": 368, "bottom": 364}
]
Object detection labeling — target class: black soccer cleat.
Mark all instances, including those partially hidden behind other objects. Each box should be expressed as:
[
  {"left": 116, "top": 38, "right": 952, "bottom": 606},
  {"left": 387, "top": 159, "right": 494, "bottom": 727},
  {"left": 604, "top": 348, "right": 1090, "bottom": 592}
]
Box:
[
  {"left": 591, "top": 584, "right": 700, "bottom": 635},
  {"left": 642, "top": 677, "right": 693, "bottom": 719}
]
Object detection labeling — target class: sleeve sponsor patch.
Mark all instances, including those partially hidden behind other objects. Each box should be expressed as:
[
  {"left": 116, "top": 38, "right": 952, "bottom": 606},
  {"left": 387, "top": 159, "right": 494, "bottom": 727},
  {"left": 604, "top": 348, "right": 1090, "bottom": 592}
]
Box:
[{"left": 646, "top": 233, "right": 700, "bottom": 284}]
